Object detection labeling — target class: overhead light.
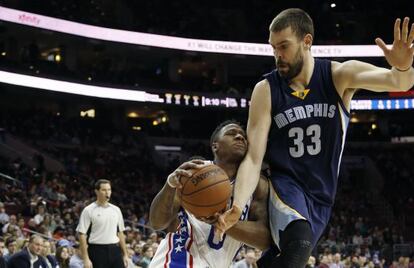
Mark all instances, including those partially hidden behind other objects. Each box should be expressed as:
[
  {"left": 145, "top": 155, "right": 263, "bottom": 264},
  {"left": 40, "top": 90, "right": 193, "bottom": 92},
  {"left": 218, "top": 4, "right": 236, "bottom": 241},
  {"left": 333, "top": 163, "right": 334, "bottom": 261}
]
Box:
[
  {"left": 161, "top": 116, "right": 167, "bottom": 122},
  {"left": 152, "top": 120, "right": 159, "bottom": 126},
  {"left": 80, "top": 109, "right": 95, "bottom": 118},
  {"left": 127, "top": 112, "right": 139, "bottom": 118},
  {"left": 350, "top": 117, "right": 359, "bottom": 123},
  {"left": 55, "top": 54, "right": 61, "bottom": 62},
  {"left": 331, "top": 3, "right": 336, "bottom": 8},
  {"left": 371, "top": 123, "right": 377, "bottom": 130},
  {"left": 1, "top": 52, "right": 6, "bottom": 56}
]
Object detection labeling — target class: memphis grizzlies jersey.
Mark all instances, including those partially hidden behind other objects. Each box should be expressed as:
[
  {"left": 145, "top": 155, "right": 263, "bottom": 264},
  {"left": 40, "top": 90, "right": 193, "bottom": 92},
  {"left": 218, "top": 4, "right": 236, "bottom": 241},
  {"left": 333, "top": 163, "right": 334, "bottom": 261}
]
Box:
[
  {"left": 149, "top": 200, "right": 251, "bottom": 268},
  {"left": 264, "top": 59, "right": 349, "bottom": 206}
]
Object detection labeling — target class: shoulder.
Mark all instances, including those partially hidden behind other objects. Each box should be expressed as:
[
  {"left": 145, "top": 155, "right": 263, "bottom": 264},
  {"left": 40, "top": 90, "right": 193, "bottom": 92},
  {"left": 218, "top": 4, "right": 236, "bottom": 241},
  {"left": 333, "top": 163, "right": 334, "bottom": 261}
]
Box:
[
  {"left": 109, "top": 203, "right": 123, "bottom": 214},
  {"left": 84, "top": 202, "right": 97, "bottom": 210},
  {"left": 250, "top": 79, "right": 271, "bottom": 108},
  {"left": 109, "top": 203, "right": 121, "bottom": 210},
  {"left": 9, "top": 250, "right": 28, "bottom": 261},
  {"left": 37, "top": 256, "right": 48, "bottom": 265},
  {"left": 81, "top": 202, "right": 96, "bottom": 214},
  {"left": 254, "top": 79, "right": 270, "bottom": 92}
]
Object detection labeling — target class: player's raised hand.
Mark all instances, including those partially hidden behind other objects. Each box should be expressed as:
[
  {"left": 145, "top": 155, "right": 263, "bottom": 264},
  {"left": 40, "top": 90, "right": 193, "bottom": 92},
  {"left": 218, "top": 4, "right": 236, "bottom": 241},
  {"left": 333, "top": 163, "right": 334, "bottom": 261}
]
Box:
[
  {"left": 214, "top": 205, "right": 242, "bottom": 240},
  {"left": 166, "top": 160, "right": 208, "bottom": 189},
  {"left": 375, "top": 17, "right": 414, "bottom": 71}
]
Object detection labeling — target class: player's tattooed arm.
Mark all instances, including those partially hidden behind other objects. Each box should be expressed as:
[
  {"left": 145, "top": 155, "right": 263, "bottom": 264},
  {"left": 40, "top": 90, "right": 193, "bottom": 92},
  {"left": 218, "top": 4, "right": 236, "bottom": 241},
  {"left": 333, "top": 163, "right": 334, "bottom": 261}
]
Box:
[{"left": 149, "top": 160, "right": 205, "bottom": 230}]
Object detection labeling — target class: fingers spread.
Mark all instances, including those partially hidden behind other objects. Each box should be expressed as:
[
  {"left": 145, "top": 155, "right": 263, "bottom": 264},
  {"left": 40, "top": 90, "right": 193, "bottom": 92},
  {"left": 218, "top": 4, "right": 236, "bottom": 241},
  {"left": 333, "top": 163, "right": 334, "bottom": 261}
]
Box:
[
  {"left": 394, "top": 18, "right": 401, "bottom": 41},
  {"left": 402, "top": 17, "right": 410, "bottom": 42},
  {"left": 375, "top": 38, "right": 389, "bottom": 54},
  {"left": 407, "top": 23, "right": 414, "bottom": 45}
]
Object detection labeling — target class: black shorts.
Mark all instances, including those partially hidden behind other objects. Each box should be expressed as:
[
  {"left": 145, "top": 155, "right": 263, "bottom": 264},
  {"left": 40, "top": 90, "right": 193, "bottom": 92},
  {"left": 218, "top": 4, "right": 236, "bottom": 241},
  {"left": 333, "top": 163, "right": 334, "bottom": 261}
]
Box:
[{"left": 88, "top": 244, "right": 124, "bottom": 268}]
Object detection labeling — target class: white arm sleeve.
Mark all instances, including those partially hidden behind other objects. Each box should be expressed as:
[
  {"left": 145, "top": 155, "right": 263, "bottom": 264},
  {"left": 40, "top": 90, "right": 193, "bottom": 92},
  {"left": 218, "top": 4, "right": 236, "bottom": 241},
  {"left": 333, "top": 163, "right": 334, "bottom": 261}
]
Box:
[
  {"left": 76, "top": 208, "right": 91, "bottom": 234},
  {"left": 117, "top": 207, "right": 125, "bottom": 232}
]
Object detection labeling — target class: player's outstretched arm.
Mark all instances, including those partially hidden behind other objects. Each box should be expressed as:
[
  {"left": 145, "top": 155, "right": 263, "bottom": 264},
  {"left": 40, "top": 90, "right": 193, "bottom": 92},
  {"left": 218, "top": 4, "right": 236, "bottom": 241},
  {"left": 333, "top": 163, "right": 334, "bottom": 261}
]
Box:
[
  {"left": 149, "top": 160, "right": 205, "bottom": 230},
  {"left": 333, "top": 17, "right": 414, "bottom": 94},
  {"left": 226, "top": 178, "right": 271, "bottom": 250},
  {"left": 215, "top": 80, "right": 272, "bottom": 238}
]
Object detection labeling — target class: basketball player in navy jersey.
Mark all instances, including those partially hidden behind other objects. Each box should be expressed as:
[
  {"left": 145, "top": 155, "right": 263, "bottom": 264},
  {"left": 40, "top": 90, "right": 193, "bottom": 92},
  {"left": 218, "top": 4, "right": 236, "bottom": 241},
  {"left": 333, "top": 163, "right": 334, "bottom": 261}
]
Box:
[
  {"left": 148, "top": 121, "right": 271, "bottom": 268},
  {"left": 215, "top": 8, "right": 414, "bottom": 268}
]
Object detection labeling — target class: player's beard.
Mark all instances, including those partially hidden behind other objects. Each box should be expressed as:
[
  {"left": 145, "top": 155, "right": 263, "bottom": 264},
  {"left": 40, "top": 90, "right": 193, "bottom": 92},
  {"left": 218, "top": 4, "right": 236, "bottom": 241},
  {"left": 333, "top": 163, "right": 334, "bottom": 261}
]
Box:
[{"left": 276, "top": 47, "right": 304, "bottom": 81}]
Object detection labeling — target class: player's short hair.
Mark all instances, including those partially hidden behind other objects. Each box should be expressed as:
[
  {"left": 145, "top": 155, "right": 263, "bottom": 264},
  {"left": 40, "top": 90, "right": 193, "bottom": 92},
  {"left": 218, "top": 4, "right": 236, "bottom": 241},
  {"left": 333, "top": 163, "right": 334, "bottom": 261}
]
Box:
[
  {"left": 94, "top": 179, "right": 111, "bottom": 190},
  {"left": 209, "top": 120, "right": 241, "bottom": 146},
  {"left": 269, "top": 8, "right": 314, "bottom": 39}
]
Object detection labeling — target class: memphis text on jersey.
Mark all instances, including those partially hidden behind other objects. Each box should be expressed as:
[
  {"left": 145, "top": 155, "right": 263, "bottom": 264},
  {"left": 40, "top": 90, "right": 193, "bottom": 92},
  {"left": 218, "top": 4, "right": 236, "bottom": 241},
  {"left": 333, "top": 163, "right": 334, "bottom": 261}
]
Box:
[{"left": 274, "top": 103, "right": 336, "bottom": 129}]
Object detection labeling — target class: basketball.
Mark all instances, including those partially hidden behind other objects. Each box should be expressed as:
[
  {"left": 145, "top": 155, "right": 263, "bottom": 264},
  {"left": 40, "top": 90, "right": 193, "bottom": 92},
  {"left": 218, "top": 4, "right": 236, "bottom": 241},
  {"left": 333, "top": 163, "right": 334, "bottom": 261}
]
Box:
[{"left": 179, "top": 163, "right": 232, "bottom": 218}]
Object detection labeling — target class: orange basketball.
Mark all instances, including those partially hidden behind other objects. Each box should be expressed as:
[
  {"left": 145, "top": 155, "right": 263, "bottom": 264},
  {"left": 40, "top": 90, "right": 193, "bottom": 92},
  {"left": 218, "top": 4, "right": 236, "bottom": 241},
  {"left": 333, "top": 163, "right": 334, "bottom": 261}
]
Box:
[{"left": 179, "top": 163, "right": 232, "bottom": 218}]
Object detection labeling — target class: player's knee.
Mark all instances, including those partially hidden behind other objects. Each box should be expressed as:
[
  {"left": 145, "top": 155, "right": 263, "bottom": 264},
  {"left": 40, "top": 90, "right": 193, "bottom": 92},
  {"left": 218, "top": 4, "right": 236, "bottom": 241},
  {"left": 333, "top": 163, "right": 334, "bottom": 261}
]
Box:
[{"left": 283, "top": 239, "right": 312, "bottom": 268}]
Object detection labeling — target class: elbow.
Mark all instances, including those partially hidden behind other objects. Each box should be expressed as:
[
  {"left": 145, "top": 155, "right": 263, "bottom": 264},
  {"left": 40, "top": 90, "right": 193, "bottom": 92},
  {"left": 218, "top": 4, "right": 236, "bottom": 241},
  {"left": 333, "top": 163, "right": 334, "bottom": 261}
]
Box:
[
  {"left": 148, "top": 216, "right": 167, "bottom": 231},
  {"left": 148, "top": 218, "right": 160, "bottom": 231},
  {"left": 399, "top": 84, "right": 412, "bottom": 92},
  {"left": 149, "top": 222, "right": 165, "bottom": 231}
]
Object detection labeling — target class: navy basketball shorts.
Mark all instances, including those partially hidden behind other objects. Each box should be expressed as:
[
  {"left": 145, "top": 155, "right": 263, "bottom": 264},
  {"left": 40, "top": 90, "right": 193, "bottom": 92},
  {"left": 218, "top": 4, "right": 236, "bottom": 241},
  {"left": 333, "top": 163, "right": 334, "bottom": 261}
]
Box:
[{"left": 268, "top": 176, "right": 332, "bottom": 249}]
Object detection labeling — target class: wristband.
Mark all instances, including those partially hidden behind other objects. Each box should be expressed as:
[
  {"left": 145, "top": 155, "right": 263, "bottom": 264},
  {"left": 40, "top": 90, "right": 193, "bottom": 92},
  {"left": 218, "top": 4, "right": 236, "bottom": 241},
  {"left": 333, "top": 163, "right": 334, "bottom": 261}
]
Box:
[
  {"left": 167, "top": 175, "right": 176, "bottom": 188},
  {"left": 395, "top": 66, "right": 412, "bottom": 72}
]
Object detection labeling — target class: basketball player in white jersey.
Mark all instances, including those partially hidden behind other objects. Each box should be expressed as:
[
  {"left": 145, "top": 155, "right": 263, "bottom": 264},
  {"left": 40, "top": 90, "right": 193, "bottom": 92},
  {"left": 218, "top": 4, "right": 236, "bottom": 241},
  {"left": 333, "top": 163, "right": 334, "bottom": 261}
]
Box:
[{"left": 149, "top": 120, "right": 270, "bottom": 268}]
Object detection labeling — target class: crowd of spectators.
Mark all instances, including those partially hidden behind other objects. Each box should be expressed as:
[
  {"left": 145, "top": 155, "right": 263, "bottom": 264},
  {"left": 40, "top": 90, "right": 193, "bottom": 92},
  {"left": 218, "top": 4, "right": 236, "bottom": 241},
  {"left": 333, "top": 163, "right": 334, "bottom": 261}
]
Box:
[{"left": 0, "top": 110, "right": 413, "bottom": 267}]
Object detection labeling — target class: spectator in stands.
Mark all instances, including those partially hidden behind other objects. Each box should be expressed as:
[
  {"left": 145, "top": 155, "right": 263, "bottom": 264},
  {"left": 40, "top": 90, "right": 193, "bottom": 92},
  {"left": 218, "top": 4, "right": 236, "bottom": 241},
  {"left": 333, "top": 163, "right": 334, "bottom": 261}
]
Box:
[
  {"left": 0, "top": 203, "right": 9, "bottom": 229},
  {"left": 137, "top": 244, "right": 153, "bottom": 268},
  {"left": 3, "top": 237, "right": 17, "bottom": 262},
  {"left": 131, "top": 243, "right": 142, "bottom": 265},
  {"left": 306, "top": 256, "right": 316, "bottom": 268},
  {"left": 52, "top": 226, "right": 66, "bottom": 240},
  {"left": 125, "top": 247, "right": 135, "bottom": 268},
  {"left": 15, "top": 217, "right": 26, "bottom": 239},
  {"left": 7, "top": 234, "right": 47, "bottom": 268},
  {"left": 41, "top": 240, "right": 58, "bottom": 268},
  {"left": 68, "top": 242, "right": 84, "bottom": 268},
  {"left": 0, "top": 237, "right": 6, "bottom": 268},
  {"left": 34, "top": 205, "right": 46, "bottom": 225},
  {"left": 1, "top": 215, "right": 16, "bottom": 234},
  {"left": 232, "top": 249, "right": 257, "bottom": 268},
  {"left": 55, "top": 246, "right": 70, "bottom": 268},
  {"left": 331, "top": 253, "right": 344, "bottom": 268}
]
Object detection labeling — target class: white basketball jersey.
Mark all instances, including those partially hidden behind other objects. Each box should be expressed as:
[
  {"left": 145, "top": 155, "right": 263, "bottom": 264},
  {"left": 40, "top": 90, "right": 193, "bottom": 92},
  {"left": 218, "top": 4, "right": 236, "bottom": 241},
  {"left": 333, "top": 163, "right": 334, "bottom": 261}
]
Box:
[{"left": 149, "top": 198, "right": 251, "bottom": 268}]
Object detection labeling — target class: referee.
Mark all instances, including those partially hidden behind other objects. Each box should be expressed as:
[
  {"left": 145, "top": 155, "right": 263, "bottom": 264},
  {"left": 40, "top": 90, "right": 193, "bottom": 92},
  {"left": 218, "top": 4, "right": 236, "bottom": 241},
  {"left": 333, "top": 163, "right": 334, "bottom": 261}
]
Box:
[{"left": 77, "top": 179, "right": 128, "bottom": 268}]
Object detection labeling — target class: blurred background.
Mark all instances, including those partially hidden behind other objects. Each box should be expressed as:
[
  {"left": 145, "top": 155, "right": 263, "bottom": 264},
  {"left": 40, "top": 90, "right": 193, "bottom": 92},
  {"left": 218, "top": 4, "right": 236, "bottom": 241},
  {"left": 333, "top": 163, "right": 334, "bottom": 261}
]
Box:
[{"left": 0, "top": 0, "right": 414, "bottom": 267}]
